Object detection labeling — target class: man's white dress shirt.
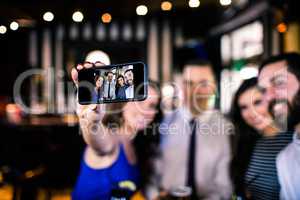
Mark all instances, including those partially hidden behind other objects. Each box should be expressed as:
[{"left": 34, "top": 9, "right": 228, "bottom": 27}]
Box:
[
  {"left": 277, "top": 132, "right": 300, "bottom": 200},
  {"left": 147, "top": 107, "right": 233, "bottom": 200}
]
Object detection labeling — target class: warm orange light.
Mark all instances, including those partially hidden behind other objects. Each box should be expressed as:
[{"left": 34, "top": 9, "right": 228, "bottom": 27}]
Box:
[
  {"left": 25, "top": 170, "right": 34, "bottom": 178},
  {"left": 277, "top": 23, "right": 287, "bottom": 33},
  {"left": 0, "top": 172, "right": 3, "bottom": 182},
  {"left": 161, "top": 1, "right": 172, "bottom": 11},
  {"left": 6, "top": 104, "right": 19, "bottom": 113},
  {"left": 102, "top": 13, "right": 112, "bottom": 23}
]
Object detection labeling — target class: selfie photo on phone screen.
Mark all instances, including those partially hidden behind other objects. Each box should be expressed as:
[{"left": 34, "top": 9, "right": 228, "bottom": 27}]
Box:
[{"left": 78, "top": 62, "right": 147, "bottom": 104}]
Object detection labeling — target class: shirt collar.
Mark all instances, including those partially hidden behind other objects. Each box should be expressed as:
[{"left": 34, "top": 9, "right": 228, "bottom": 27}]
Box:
[
  {"left": 180, "top": 106, "right": 215, "bottom": 122},
  {"left": 181, "top": 106, "right": 193, "bottom": 122}
]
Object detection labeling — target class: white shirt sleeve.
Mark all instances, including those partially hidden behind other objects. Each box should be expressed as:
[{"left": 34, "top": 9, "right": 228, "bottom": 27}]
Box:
[{"left": 276, "top": 134, "right": 300, "bottom": 200}]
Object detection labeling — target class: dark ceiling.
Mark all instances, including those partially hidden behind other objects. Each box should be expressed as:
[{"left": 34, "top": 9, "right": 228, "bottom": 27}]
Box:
[{"left": 0, "top": 0, "right": 224, "bottom": 24}]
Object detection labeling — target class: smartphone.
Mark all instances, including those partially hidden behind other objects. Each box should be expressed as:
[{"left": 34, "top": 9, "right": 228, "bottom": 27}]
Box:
[{"left": 78, "top": 61, "right": 148, "bottom": 104}]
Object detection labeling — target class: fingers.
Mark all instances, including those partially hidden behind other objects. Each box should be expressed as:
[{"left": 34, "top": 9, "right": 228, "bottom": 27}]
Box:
[
  {"left": 82, "top": 62, "right": 93, "bottom": 68},
  {"left": 71, "top": 62, "right": 94, "bottom": 86},
  {"left": 77, "top": 64, "right": 83, "bottom": 70},
  {"left": 77, "top": 103, "right": 105, "bottom": 119},
  {"left": 71, "top": 68, "right": 79, "bottom": 85},
  {"left": 73, "top": 61, "right": 107, "bottom": 119},
  {"left": 71, "top": 61, "right": 106, "bottom": 86},
  {"left": 87, "top": 106, "right": 104, "bottom": 122},
  {"left": 95, "top": 61, "right": 105, "bottom": 67}
]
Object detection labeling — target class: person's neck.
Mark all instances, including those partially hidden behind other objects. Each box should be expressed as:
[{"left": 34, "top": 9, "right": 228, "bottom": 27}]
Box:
[
  {"left": 262, "top": 125, "right": 280, "bottom": 137},
  {"left": 189, "top": 109, "right": 202, "bottom": 118},
  {"left": 186, "top": 99, "right": 209, "bottom": 117}
]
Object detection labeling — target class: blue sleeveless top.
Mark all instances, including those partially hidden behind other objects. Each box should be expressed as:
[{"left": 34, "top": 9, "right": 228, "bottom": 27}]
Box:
[{"left": 72, "top": 145, "right": 140, "bottom": 200}]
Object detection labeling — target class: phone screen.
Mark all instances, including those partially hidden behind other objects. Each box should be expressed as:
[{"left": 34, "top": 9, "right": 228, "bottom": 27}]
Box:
[{"left": 78, "top": 62, "right": 147, "bottom": 104}]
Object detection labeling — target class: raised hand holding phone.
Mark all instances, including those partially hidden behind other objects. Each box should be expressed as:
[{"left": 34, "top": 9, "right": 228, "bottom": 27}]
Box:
[{"left": 71, "top": 61, "right": 160, "bottom": 200}]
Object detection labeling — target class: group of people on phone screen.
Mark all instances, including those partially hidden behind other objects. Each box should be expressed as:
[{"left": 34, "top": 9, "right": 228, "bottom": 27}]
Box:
[{"left": 92, "top": 68, "right": 134, "bottom": 102}]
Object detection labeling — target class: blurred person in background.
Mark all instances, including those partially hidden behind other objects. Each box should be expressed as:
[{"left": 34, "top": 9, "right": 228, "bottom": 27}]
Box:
[
  {"left": 71, "top": 62, "right": 162, "bottom": 200},
  {"left": 103, "top": 71, "right": 116, "bottom": 100},
  {"left": 258, "top": 53, "right": 300, "bottom": 199},
  {"left": 148, "top": 60, "right": 233, "bottom": 200},
  {"left": 230, "top": 77, "right": 284, "bottom": 200}
]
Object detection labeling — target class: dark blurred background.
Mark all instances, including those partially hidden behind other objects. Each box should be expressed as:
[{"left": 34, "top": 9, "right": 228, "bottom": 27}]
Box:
[{"left": 0, "top": 0, "right": 299, "bottom": 199}]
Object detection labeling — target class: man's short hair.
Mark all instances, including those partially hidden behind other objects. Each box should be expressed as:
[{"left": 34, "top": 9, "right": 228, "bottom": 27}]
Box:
[
  {"left": 183, "top": 59, "right": 213, "bottom": 70},
  {"left": 259, "top": 52, "right": 300, "bottom": 81},
  {"left": 107, "top": 71, "right": 113, "bottom": 75},
  {"left": 183, "top": 59, "right": 215, "bottom": 81},
  {"left": 124, "top": 69, "right": 133, "bottom": 75}
]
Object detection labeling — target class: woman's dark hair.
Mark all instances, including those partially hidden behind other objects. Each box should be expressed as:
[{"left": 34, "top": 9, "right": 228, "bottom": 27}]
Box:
[
  {"left": 134, "top": 80, "right": 162, "bottom": 192},
  {"left": 229, "top": 77, "right": 261, "bottom": 197},
  {"left": 116, "top": 75, "right": 125, "bottom": 83},
  {"left": 115, "top": 75, "right": 125, "bottom": 95},
  {"left": 102, "top": 80, "right": 163, "bottom": 192},
  {"left": 94, "top": 75, "right": 105, "bottom": 95},
  {"left": 94, "top": 74, "right": 104, "bottom": 84}
]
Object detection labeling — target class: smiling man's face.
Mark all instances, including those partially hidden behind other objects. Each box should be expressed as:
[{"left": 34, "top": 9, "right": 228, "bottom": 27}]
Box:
[
  {"left": 125, "top": 70, "right": 134, "bottom": 86},
  {"left": 258, "top": 60, "right": 300, "bottom": 130}
]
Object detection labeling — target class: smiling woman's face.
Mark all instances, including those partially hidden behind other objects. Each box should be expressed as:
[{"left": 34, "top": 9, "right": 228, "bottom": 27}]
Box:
[
  {"left": 96, "top": 76, "right": 104, "bottom": 88},
  {"left": 238, "top": 87, "right": 274, "bottom": 132},
  {"left": 118, "top": 77, "right": 124, "bottom": 86}
]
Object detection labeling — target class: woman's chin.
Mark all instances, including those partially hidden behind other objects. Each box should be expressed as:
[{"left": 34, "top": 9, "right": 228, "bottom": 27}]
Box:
[
  {"left": 255, "top": 124, "right": 271, "bottom": 133},
  {"left": 136, "top": 124, "right": 147, "bottom": 131},
  {"left": 254, "top": 126, "right": 264, "bottom": 132}
]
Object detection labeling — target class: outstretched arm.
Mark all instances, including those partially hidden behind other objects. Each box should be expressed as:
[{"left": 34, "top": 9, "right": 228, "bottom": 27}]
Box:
[{"left": 72, "top": 62, "right": 118, "bottom": 168}]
